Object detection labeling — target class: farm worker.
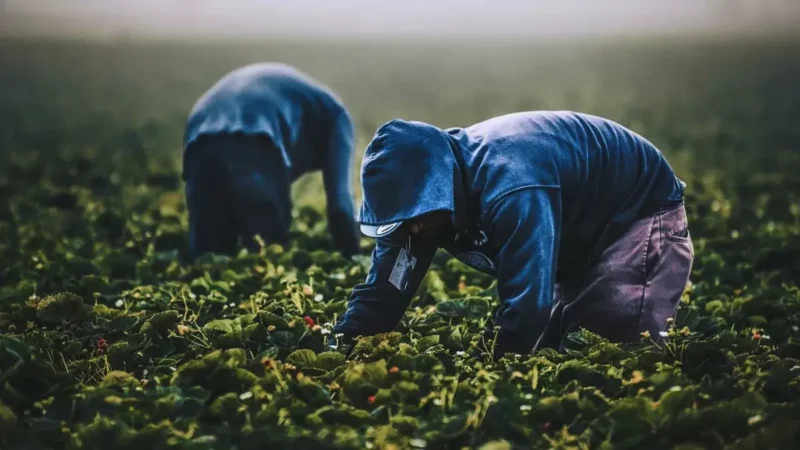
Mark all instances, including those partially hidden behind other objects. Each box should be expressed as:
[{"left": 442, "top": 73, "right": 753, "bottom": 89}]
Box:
[
  {"left": 333, "top": 111, "right": 693, "bottom": 358},
  {"left": 183, "top": 63, "right": 359, "bottom": 260}
]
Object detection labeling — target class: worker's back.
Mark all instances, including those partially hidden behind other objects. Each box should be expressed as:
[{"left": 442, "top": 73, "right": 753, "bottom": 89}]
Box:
[{"left": 184, "top": 63, "right": 348, "bottom": 175}]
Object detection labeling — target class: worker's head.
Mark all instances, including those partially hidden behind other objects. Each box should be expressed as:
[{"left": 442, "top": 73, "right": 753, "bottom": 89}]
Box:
[
  {"left": 405, "top": 210, "right": 451, "bottom": 237},
  {"left": 357, "top": 119, "right": 463, "bottom": 240}
]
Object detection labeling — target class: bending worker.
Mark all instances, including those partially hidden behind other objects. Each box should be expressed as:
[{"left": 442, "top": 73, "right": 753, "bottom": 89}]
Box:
[
  {"left": 333, "top": 111, "right": 693, "bottom": 357},
  {"left": 183, "top": 63, "right": 359, "bottom": 259}
]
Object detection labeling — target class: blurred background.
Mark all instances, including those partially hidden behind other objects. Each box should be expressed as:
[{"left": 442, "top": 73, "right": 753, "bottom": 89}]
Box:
[
  {"left": 1, "top": 0, "right": 799, "bottom": 209},
  {"left": 3, "top": 0, "right": 800, "bottom": 40}
]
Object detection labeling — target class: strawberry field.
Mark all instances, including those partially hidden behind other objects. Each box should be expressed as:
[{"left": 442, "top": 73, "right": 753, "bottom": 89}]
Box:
[{"left": 1, "top": 38, "right": 800, "bottom": 449}]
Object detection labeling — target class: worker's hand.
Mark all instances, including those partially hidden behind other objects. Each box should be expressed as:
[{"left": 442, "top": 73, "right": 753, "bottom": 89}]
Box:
[{"left": 327, "top": 332, "right": 357, "bottom": 358}]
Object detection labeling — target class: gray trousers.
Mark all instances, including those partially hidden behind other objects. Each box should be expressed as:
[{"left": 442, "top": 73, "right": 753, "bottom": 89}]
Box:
[{"left": 534, "top": 203, "right": 694, "bottom": 352}]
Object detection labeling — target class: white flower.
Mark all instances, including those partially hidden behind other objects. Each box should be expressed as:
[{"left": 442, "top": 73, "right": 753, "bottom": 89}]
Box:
[
  {"left": 659, "top": 331, "right": 669, "bottom": 338},
  {"left": 520, "top": 405, "right": 532, "bottom": 411},
  {"left": 239, "top": 391, "right": 253, "bottom": 400},
  {"left": 456, "top": 351, "right": 466, "bottom": 356},
  {"left": 524, "top": 393, "right": 534, "bottom": 400},
  {"left": 332, "top": 273, "right": 346, "bottom": 280},
  {"left": 410, "top": 438, "right": 427, "bottom": 448},
  {"left": 189, "top": 292, "right": 197, "bottom": 299},
  {"left": 115, "top": 299, "right": 124, "bottom": 308},
  {"left": 314, "top": 294, "right": 324, "bottom": 302},
  {"left": 748, "top": 415, "right": 762, "bottom": 426},
  {"left": 669, "top": 386, "right": 682, "bottom": 392},
  {"left": 433, "top": 398, "right": 443, "bottom": 406}
]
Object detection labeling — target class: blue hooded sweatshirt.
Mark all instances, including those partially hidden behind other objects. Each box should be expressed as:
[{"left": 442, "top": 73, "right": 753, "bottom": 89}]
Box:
[
  {"left": 184, "top": 63, "right": 357, "bottom": 251},
  {"left": 334, "top": 111, "right": 685, "bottom": 354}
]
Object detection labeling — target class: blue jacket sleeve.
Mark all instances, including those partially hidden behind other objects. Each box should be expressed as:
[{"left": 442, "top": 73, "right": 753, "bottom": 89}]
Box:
[
  {"left": 333, "top": 231, "right": 438, "bottom": 336},
  {"left": 322, "top": 108, "right": 360, "bottom": 257},
  {"left": 486, "top": 187, "right": 562, "bottom": 355}
]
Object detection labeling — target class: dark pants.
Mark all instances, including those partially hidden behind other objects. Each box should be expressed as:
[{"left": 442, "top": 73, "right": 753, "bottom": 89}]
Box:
[
  {"left": 534, "top": 203, "right": 694, "bottom": 352},
  {"left": 183, "top": 134, "right": 291, "bottom": 260}
]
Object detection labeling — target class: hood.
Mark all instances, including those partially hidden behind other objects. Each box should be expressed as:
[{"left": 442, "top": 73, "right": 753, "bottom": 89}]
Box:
[{"left": 358, "top": 119, "right": 468, "bottom": 235}]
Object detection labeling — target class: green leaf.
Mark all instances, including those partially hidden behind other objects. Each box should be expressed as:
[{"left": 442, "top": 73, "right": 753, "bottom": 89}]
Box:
[
  {"left": 0, "top": 400, "right": 18, "bottom": 434},
  {"left": 269, "top": 331, "right": 298, "bottom": 349},
  {"left": 100, "top": 371, "right": 140, "bottom": 390},
  {"left": 0, "top": 336, "right": 31, "bottom": 364},
  {"left": 35, "top": 292, "right": 89, "bottom": 326},
  {"left": 435, "top": 300, "right": 469, "bottom": 318},
  {"left": 203, "top": 319, "right": 237, "bottom": 335},
  {"left": 416, "top": 335, "right": 440, "bottom": 352},
  {"left": 361, "top": 360, "right": 388, "bottom": 385},
  {"left": 286, "top": 349, "right": 317, "bottom": 369},
  {"left": 479, "top": 441, "right": 512, "bottom": 450},
  {"left": 140, "top": 311, "right": 180, "bottom": 336},
  {"left": 258, "top": 312, "right": 291, "bottom": 330},
  {"left": 316, "top": 351, "right": 346, "bottom": 371}
]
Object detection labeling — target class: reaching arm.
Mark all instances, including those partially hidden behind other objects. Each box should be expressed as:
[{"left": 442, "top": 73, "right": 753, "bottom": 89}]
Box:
[
  {"left": 322, "top": 107, "right": 360, "bottom": 257},
  {"left": 486, "top": 187, "right": 562, "bottom": 356},
  {"left": 333, "top": 230, "right": 438, "bottom": 337}
]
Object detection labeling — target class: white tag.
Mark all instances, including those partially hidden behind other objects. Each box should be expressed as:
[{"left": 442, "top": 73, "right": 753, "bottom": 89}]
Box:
[{"left": 388, "top": 247, "right": 417, "bottom": 292}]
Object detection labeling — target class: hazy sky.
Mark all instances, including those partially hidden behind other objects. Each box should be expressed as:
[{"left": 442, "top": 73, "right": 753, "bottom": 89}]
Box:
[{"left": 2, "top": 0, "right": 799, "bottom": 40}]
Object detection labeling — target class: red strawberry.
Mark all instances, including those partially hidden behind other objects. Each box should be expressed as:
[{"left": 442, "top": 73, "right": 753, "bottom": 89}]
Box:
[{"left": 97, "top": 337, "right": 108, "bottom": 355}]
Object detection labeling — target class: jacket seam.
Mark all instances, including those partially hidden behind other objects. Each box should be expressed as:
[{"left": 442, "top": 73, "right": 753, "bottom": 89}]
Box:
[{"left": 485, "top": 185, "right": 561, "bottom": 218}]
